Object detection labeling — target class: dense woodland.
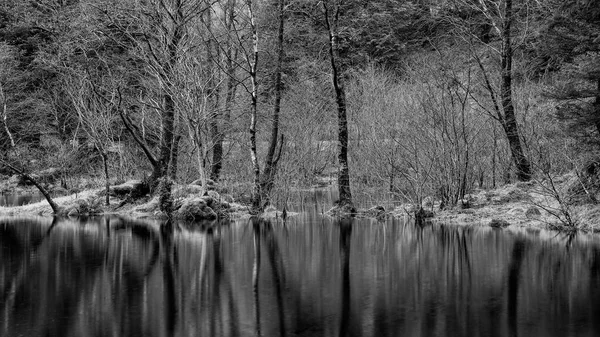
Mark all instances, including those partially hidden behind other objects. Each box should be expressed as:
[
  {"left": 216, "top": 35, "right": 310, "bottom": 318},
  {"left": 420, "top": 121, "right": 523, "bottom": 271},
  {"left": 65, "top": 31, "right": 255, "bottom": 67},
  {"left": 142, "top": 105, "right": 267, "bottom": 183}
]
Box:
[{"left": 0, "top": 0, "right": 599, "bottom": 212}]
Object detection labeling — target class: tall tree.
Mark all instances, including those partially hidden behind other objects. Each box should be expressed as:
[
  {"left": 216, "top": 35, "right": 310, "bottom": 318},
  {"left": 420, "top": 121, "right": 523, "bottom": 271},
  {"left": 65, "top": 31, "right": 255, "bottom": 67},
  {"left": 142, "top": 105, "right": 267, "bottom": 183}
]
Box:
[
  {"left": 102, "top": 0, "right": 213, "bottom": 188},
  {"left": 448, "top": 0, "right": 532, "bottom": 181},
  {"left": 323, "top": 0, "right": 353, "bottom": 207},
  {"left": 499, "top": 0, "right": 531, "bottom": 181},
  {"left": 255, "top": 0, "right": 285, "bottom": 208},
  {"left": 235, "top": 0, "right": 285, "bottom": 211}
]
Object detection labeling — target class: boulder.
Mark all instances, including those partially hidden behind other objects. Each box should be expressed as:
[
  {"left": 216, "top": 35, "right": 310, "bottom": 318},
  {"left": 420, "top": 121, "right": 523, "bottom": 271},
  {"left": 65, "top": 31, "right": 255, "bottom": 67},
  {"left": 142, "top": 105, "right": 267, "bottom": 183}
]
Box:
[
  {"left": 63, "top": 197, "right": 103, "bottom": 216},
  {"left": 175, "top": 197, "right": 217, "bottom": 221},
  {"left": 364, "top": 205, "right": 386, "bottom": 219},
  {"left": 108, "top": 180, "right": 147, "bottom": 197},
  {"left": 489, "top": 219, "right": 511, "bottom": 228},
  {"left": 415, "top": 207, "right": 434, "bottom": 219},
  {"left": 525, "top": 206, "right": 542, "bottom": 218}
]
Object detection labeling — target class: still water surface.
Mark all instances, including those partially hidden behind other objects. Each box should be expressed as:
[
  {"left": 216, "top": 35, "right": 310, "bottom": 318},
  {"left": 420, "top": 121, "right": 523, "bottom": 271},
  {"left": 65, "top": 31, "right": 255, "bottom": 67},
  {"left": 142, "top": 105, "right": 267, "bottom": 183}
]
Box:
[
  {"left": 0, "top": 193, "right": 45, "bottom": 207},
  {"left": 1, "top": 215, "right": 600, "bottom": 337}
]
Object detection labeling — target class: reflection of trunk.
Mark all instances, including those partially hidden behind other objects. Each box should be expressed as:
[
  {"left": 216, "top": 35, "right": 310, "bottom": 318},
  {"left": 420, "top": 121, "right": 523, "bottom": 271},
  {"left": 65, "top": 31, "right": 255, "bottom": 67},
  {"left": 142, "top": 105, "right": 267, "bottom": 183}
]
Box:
[
  {"left": 262, "top": 221, "right": 286, "bottom": 337},
  {"left": 338, "top": 218, "right": 352, "bottom": 337},
  {"left": 252, "top": 220, "right": 262, "bottom": 337},
  {"left": 500, "top": 0, "right": 531, "bottom": 182},
  {"left": 324, "top": 1, "right": 352, "bottom": 206},
  {"left": 0, "top": 218, "right": 58, "bottom": 320},
  {"left": 507, "top": 237, "right": 526, "bottom": 337},
  {"left": 160, "top": 222, "right": 178, "bottom": 335},
  {"left": 590, "top": 247, "right": 600, "bottom": 333},
  {"left": 209, "top": 227, "right": 241, "bottom": 336}
]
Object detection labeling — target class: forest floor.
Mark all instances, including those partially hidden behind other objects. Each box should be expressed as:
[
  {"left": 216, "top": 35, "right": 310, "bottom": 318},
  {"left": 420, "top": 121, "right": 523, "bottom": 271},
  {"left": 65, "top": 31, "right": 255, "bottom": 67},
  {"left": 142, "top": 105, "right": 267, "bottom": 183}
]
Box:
[{"left": 1, "top": 173, "right": 600, "bottom": 233}]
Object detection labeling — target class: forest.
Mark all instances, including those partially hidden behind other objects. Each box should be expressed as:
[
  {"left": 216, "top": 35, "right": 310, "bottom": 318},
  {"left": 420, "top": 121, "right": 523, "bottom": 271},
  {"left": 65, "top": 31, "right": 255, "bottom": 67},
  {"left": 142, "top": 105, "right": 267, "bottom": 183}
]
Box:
[{"left": 1, "top": 0, "right": 600, "bottom": 226}]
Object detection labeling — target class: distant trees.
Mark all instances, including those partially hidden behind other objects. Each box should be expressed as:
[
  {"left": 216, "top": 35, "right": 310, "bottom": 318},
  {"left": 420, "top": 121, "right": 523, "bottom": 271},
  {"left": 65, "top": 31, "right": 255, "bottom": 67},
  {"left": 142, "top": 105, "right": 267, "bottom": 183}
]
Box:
[
  {"left": 539, "top": 0, "right": 600, "bottom": 146},
  {"left": 3, "top": 0, "right": 600, "bottom": 210}
]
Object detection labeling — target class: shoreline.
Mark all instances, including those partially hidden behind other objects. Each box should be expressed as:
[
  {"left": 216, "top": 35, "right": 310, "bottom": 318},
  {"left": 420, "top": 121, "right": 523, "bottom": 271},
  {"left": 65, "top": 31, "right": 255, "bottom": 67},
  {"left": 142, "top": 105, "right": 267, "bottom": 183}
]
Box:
[{"left": 2, "top": 175, "right": 600, "bottom": 233}]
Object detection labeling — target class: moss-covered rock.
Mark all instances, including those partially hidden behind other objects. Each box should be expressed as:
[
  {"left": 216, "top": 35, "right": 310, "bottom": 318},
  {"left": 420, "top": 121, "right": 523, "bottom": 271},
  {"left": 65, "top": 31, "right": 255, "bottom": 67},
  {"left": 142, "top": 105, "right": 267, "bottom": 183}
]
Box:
[
  {"left": 489, "top": 219, "right": 511, "bottom": 228},
  {"left": 62, "top": 196, "right": 104, "bottom": 216},
  {"left": 175, "top": 197, "right": 217, "bottom": 221},
  {"left": 107, "top": 180, "right": 147, "bottom": 197},
  {"left": 525, "top": 206, "right": 542, "bottom": 218}
]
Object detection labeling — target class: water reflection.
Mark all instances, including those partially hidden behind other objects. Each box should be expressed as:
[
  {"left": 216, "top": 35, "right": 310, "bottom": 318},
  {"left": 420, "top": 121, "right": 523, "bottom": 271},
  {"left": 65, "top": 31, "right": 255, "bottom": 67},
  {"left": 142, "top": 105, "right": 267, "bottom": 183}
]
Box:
[
  {"left": 0, "top": 191, "right": 68, "bottom": 207},
  {"left": 0, "top": 193, "right": 43, "bottom": 207},
  {"left": 1, "top": 216, "right": 600, "bottom": 336}
]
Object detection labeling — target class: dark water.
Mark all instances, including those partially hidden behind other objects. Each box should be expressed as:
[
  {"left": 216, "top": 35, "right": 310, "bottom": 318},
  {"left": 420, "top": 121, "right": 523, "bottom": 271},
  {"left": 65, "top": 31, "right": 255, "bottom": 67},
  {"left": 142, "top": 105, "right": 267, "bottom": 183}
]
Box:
[
  {"left": 0, "top": 193, "right": 45, "bottom": 207},
  {"left": 2, "top": 215, "right": 600, "bottom": 337}
]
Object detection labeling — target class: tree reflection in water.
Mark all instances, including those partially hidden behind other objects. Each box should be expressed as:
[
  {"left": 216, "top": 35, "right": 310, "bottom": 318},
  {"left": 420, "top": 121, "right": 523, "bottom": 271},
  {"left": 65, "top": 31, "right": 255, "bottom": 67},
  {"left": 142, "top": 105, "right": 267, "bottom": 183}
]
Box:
[
  {"left": 2, "top": 216, "right": 600, "bottom": 336},
  {"left": 338, "top": 217, "right": 352, "bottom": 337}
]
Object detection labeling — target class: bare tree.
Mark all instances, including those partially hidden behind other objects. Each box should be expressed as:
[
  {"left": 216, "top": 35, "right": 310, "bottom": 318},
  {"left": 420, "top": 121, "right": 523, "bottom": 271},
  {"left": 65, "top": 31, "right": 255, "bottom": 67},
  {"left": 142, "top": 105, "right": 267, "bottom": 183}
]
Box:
[
  {"left": 229, "top": 0, "right": 285, "bottom": 211},
  {"left": 67, "top": 72, "right": 120, "bottom": 206},
  {"left": 448, "top": 0, "right": 533, "bottom": 181},
  {"left": 101, "top": 0, "right": 214, "bottom": 189},
  {"left": 0, "top": 43, "right": 16, "bottom": 149}
]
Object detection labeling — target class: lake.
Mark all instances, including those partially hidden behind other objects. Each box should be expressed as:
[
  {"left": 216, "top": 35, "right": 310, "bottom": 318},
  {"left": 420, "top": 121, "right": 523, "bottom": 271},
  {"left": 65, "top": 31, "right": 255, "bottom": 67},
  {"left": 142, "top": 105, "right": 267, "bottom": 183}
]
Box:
[
  {"left": 0, "top": 193, "right": 46, "bottom": 207},
  {"left": 1, "top": 214, "right": 600, "bottom": 337}
]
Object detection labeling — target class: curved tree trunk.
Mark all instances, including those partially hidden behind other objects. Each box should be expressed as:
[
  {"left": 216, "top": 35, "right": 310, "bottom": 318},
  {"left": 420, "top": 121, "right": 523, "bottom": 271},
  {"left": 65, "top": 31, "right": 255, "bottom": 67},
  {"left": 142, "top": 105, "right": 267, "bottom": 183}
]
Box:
[
  {"left": 500, "top": 0, "right": 531, "bottom": 182},
  {"left": 2, "top": 161, "right": 61, "bottom": 214}
]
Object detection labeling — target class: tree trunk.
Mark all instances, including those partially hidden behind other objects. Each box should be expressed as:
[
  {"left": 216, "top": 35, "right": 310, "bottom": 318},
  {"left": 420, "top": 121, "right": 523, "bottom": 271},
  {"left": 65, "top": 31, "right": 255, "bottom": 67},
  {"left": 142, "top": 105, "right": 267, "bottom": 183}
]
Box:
[
  {"left": 169, "top": 134, "right": 181, "bottom": 181},
  {"left": 324, "top": 0, "right": 353, "bottom": 207},
  {"left": 2, "top": 162, "right": 61, "bottom": 214},
  {"left": 206, "top": 8, "right": 224, "bottom": 182},
  {"left": 246, "top": 0, "right": 262, "bottom": 211},
  {"left": 0, "top": 84, "right": 15, "bottom": 147},
  {"left": 594, "top": 79, "right": 600, "bottom": 137},
  {"left": 500, "top": 0, "right": 531, "bottom": 182},
  {"left": 152, "top": 3, "right": 184, "bottom": 187},
  {"left": 256, "top": 0, "right": 286, "bottom": 208},
  {"left": 100, "top": 150, "right": 110, "bottom": 206}
]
